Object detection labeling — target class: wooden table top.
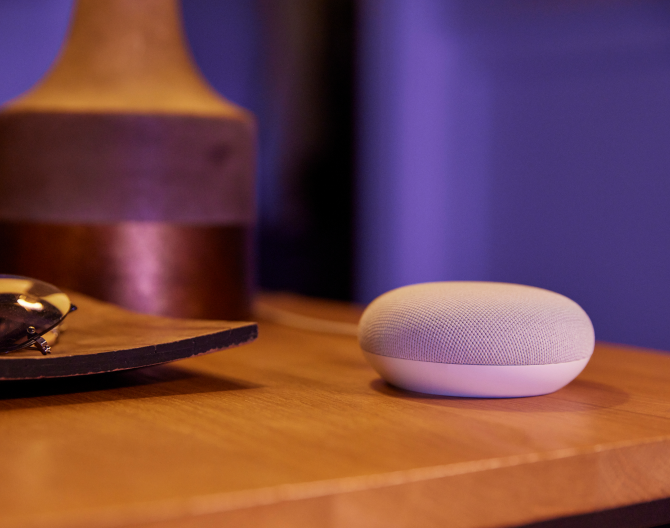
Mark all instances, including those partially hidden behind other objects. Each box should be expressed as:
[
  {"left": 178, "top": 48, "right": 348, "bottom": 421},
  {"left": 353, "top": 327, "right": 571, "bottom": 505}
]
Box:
[{"left": 2, "top": 293, "right": 670, "bottom": 528}]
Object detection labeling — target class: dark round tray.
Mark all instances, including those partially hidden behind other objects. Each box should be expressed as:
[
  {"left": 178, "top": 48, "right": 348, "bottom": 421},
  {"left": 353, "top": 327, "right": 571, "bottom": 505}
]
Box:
[{"left": 0, "top": 292, "right": 258, "bottom": 380}]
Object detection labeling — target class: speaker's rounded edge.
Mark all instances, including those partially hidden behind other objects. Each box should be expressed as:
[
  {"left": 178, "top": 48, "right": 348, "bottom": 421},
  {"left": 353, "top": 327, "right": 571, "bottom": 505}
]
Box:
[{"left": 363, "top": 351, "right": 590, "bottom": 398}]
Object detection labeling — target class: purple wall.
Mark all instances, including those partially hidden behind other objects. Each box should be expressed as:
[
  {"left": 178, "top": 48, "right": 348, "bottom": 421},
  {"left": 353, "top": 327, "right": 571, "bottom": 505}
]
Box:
[
  {"left": 357, "top": 0, "right": 670, "bottom": 351},
  {"left": 357, "top": 0, "right": 491, "bottom": 301},
  {"left": 0, "top": 0, "right": 71, "bottom": 104},
  {"left": 3, "top": 1, "right": 670, "bottom": 351}
]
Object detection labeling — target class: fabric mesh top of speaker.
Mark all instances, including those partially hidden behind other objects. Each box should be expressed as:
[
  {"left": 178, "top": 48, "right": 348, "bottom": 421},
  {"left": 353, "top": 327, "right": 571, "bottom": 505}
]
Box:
[{"left": 359, "top": 282, "right": 595, "bottom": 366}]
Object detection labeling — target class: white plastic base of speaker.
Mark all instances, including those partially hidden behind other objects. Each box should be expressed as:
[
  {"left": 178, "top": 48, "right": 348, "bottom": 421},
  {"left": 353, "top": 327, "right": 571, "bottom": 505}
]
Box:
[{"left": 363, "top": 352, "right": 590, "bottom": 398}]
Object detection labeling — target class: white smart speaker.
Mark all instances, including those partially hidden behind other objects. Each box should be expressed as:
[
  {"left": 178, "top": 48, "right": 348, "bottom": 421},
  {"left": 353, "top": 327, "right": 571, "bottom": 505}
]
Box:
[{"left": 358, "top": 282, "right": 595, "bottom": 398}]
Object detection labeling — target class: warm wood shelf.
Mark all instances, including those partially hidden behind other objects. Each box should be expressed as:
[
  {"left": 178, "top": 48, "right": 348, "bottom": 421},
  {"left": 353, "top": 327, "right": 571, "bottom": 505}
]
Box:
[{"left": 1, "top": 294, "right": 670, "bottom": 528}]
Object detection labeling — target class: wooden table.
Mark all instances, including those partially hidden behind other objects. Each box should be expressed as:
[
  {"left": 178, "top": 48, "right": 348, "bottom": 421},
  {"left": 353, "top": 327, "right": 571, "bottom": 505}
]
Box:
[{"left": 2, "top": 294, "right": 670, "bottom": 528}]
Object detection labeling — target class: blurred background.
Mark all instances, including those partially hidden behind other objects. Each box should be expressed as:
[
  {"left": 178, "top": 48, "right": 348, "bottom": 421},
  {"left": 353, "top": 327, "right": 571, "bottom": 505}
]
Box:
[{"left": 1, "top": 0, "right": 670, "bottom": 351}]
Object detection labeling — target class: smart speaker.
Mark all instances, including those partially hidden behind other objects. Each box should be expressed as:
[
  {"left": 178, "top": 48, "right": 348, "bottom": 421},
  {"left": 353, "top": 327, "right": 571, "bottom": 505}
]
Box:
[{"left": 359, "top": 282, "right": 595, "bottom": 398}]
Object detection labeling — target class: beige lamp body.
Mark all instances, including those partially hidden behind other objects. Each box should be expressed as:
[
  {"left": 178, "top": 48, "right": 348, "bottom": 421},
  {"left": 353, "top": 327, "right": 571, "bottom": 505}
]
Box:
[{"left": 0, "top": 0, "right": 256, "bottom": 319}]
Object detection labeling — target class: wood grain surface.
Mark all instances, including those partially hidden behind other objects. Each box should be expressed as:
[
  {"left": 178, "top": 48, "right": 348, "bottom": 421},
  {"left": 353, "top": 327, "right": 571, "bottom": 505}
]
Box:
[
  {"left": 0, "top": 292, "right": 257, "bottom": 379},
  {"left": 1, "top": 294, "right": 670, "bottom": 528}
]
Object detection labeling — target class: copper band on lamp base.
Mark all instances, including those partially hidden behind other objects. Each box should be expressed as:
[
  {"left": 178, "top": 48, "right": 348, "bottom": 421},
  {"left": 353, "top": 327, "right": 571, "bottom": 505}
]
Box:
[{"left": 0, "top": 221, "right": 252, "bottom": 320}]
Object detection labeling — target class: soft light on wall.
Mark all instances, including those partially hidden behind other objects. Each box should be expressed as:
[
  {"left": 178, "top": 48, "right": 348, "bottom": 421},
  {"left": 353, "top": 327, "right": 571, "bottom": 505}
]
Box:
[{"left": 357, "top": 0, "right": 670, "bottom": 351}]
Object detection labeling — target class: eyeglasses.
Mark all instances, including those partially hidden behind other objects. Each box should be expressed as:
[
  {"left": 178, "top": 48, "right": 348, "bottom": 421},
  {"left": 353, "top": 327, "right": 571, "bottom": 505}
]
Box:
[{"left": 0, "top": 275, "right": 77, "bottom": 355}]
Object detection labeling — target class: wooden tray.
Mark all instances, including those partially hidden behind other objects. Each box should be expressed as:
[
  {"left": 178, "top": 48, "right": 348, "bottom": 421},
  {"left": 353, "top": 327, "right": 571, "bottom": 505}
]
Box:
[{"left": 0, "top": 292, "right": 257, "bottom": 380}]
